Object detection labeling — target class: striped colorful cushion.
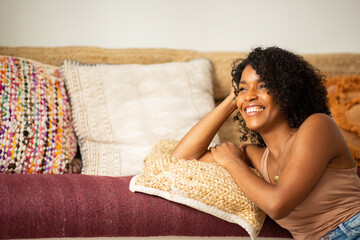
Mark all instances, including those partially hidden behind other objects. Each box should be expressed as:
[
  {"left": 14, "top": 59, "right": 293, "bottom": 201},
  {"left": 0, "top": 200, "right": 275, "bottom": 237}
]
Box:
[{"left": 0, "top": 56, "right": 77, "bottom": 173}]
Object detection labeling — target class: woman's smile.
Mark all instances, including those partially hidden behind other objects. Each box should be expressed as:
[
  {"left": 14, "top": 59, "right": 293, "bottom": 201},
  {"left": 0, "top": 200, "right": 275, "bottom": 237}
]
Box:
[{"left": 244, "top": 104, "right": 265, "bottom": 115}]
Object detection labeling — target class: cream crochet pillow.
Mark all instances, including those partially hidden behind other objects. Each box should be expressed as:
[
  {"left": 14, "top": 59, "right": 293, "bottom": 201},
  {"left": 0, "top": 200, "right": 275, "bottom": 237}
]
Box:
[
  {"left": 61, "top": 59, "right": 220, "bottom": 176},
  {"left": 130, "top": 139, "right": 266, "bottom": 240}
]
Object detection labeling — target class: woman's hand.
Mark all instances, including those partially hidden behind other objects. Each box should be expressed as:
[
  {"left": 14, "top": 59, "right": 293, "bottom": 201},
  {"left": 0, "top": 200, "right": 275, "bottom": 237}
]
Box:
[{"left": 210, "top": 142, "right": 246, "bottom": 169}]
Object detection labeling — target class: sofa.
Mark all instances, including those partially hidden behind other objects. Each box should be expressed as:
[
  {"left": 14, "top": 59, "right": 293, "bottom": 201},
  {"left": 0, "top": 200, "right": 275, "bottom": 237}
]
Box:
[{"left": 0, "top": 46, "right": 359, "bottom": 240}]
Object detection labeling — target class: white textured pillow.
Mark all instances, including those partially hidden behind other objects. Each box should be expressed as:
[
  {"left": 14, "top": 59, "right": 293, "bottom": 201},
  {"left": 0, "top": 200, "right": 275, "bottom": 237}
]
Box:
[{"left": 61, "top": 59, "right": 220, "bottom": 176}]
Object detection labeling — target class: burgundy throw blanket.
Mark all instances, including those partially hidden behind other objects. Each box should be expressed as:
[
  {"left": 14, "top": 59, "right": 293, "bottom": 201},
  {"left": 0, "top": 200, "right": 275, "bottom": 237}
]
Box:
[{"left": 10, "top": 169, "right": 360, "bottom": 239}]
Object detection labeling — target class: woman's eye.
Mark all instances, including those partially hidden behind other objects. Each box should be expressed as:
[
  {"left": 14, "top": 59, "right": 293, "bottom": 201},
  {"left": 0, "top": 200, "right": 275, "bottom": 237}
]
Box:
[
  {"left": 259, "top": 84, "right": 267, "bottom": 89},
  {"left": 238, "top": 87, "right": 247, "bottom": 92}
]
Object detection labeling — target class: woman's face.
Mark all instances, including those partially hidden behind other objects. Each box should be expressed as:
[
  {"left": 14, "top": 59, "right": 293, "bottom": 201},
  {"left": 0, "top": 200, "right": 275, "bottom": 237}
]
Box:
[{"left": 236, "top": 65, "right": 286, "bottom": 133}]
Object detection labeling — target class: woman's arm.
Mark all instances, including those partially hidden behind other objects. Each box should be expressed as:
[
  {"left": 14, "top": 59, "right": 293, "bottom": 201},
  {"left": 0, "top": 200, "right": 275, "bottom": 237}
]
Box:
[
  {"left": 211, "top": 114, "right": 354, "bottom": 220},
  {"left": 171, "top": 94, "right": 237, "bottom": 161}
]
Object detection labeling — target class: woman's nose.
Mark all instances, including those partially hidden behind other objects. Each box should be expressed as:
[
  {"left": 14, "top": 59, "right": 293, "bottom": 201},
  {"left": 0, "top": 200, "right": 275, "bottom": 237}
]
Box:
[{"left": 244, "top": 89, "right": 258, "bottom": 101}]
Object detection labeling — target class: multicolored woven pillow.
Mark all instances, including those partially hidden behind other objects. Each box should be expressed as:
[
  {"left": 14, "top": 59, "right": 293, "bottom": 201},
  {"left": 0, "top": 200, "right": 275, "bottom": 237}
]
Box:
[
  {"left": 0, "top": 56, "right": 77, "bottom": 173},
  {"left": 130, "top": 139, "right": 266, "bottom": 240}
]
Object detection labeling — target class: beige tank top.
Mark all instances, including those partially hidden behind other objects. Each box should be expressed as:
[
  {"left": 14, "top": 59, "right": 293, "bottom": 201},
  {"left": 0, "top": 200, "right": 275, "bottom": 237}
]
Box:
[{"left": 260, "top": 148, "right": 360, "bottom": 240}]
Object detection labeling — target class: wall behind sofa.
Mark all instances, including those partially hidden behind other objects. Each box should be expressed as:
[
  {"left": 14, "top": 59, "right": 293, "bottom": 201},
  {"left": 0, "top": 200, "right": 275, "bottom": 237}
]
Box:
[{"left": 0, "top": 0, "right": 359, "bottom": 53}]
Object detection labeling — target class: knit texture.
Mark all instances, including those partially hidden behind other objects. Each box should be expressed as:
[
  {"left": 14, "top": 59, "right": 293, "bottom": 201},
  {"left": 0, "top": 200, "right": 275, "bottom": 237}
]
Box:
[
  {"left": 130, "top": 139, "right": 266, "bottom": 240},
  {"left": 0, "top": 56, "right": 77, "bottom": 173}
]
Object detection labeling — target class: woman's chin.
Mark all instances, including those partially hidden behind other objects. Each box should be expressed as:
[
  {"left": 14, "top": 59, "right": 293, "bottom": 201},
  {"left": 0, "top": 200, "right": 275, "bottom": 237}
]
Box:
[{"left": 244, "top": 121, "right": 264, "bottom": 132}]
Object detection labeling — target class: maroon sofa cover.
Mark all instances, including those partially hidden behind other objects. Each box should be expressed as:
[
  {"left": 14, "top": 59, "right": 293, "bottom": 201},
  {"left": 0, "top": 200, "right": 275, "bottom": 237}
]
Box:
[
  {"left": 3, "top": 167, "right": 359, "bottom": 239},
  {"left": 2, "top": 168, "right": 359, "bottom": 239}
]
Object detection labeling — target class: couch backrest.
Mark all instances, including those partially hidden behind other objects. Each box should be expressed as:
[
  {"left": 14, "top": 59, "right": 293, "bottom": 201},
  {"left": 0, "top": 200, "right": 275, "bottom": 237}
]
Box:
[{"left": 1, "top": 46, "right": 360, "bottom": 100}]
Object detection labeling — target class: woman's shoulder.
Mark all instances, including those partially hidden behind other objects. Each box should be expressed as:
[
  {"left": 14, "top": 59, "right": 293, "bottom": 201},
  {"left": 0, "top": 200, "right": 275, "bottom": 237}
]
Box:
[
  {"left": 244, "top": 144, "right": 267, "bottom": 171},
  {"left": 302, "top": 112, "right": 333, "bottom": 123},
  {"left": 295, "top": 113, "right": 354, "bottom": 168},
  {"left": 295, "top": 113, "right": 341, "bottom": 147},
  {"left": 298, "top": 113, "right": 338, "bottom": 134},
  {"left": 245, "top": 144, "right": 266, "bottom": 156}
]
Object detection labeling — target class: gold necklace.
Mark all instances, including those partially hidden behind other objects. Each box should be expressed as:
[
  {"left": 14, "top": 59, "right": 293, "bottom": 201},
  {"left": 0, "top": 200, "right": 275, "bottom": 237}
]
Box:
[{"left": 271, "top": 129, "right": 295, "bottom": 183}]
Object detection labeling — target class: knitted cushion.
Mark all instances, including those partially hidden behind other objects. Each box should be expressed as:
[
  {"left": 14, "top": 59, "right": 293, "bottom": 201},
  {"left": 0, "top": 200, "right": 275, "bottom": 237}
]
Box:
[
  {"left": 61, "top": 59, "right": 220, "bottom": 176},
  {"left": 130, "top": 139, "right": 266, "bottom": 240},
  {"left": 0, "top": 56, "right": 77, "bottom": 173},
  {"left": 327, "top": 75, "right": 360, "bottom": 165}
]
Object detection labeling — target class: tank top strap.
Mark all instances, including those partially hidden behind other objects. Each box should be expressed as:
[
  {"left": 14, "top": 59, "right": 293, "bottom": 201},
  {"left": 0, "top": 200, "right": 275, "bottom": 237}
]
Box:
[{"left": 260, "top": 148, "right": 271, "bottom": 183}]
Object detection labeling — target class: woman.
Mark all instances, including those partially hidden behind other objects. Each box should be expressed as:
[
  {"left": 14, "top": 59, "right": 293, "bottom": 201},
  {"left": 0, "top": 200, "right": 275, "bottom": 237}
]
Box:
[{"left": 171, "top": 47, "right": 360, "bottom": 240}]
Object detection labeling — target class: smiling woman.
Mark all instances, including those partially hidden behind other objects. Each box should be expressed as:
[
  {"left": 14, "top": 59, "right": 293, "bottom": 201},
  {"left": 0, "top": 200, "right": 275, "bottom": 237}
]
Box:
[
  {"left": 231, "top": 47, "right": 330, "bottom": 146},
  {"left": 234, "top": 65, "right": 285, "bottom": 136},
  {"left": 171, "top": 47, "right": 360, "bottom": 240}
]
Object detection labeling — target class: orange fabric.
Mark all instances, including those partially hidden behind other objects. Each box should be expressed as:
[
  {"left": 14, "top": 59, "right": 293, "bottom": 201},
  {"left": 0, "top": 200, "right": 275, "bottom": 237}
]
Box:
[{"left": 326, "top": 75, "right": 360, "bottom": 164}]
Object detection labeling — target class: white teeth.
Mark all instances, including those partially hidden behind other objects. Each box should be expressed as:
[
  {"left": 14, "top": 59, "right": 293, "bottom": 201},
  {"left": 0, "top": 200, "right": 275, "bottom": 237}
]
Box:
[{"left": 245, "top": 106, "right": 264, "bottom": 113}]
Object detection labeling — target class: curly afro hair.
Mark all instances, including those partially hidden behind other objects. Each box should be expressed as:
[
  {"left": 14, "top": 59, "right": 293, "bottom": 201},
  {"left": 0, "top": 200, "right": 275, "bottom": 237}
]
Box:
[{"left": 231, "top": 46, "right": 330, "bottom": 146}]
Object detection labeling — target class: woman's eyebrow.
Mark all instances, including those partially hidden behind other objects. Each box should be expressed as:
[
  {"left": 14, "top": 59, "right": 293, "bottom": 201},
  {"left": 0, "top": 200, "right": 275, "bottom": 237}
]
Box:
[{"left": 239, "top": 80, "right": 246, "bottom": 84}]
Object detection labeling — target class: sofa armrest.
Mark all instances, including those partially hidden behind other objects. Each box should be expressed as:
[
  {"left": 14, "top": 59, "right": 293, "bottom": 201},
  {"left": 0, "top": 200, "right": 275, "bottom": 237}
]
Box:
[
  {"left": 0, "top": 174, "right": 291, "bottom": 238},
  {"left": 3, "top": 169, "right": 359, "bottom": 238}
]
